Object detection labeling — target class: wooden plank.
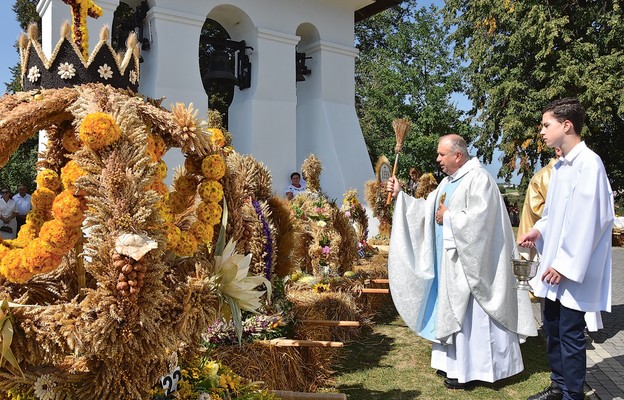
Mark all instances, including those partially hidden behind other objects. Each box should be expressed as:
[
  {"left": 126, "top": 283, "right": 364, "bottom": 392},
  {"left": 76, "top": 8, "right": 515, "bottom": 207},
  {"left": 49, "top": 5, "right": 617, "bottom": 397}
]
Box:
[
  {"left": 299, "top": 320, "right": 361, "bottom": 327},
  {"left": 361, "top": 288, "right": 390, "bottom": 294},
  {"left": 267, "top": 339, "right": 344, "bottom": 348},
  {"left": 271, "top": 390, "right": 347, "bottom": 400},
  {"left": 371, "top": 278, "right": 389, "bottom": 284}
]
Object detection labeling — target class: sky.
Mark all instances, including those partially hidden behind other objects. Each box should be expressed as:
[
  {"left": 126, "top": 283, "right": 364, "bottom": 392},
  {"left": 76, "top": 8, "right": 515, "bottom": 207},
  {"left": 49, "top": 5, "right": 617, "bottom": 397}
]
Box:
[
  {"left": 0, "top": 0, "right": 518, "bottom": 183},
  {"left": 0, "top": 2, "right": 22, "bottom": 93}
]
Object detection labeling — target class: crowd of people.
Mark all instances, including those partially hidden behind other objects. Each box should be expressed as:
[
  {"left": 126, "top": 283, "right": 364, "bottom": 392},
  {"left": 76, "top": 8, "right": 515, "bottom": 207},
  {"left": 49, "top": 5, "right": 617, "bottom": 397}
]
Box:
[{"left": 0, "top": 184, "right": 32, "bottom": 240}]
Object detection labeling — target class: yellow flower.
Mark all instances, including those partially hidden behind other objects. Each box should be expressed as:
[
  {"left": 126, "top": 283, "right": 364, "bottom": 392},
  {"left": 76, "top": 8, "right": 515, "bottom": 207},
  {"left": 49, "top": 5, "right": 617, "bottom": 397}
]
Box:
[
  {"left": 154, "top": 161, "right": 168, "bottom": 180},
  {"left": 79, "top": 112, "right": 121, "bottom": 150},
  {"left": 196, "top": 201, "right": 222, "bottom": 225},
  {"left": 208, "top": 128, "right": 226, "bottom": 148},
  {"left": 36, "top": 169, "right": 61, "bottom": 191},
  {"left": 201, "top": 154, "right": 227, "bottom": 180},
  {"left": 165, "top": 223, "right": 181, "bottom": 250},
  {"left": 174, "top": 231, "right": 198, "bottom": 257},
  {"left": 31, "top": 187, "right": 57, "bottom": 210},
  {"left": 173, "top": 175, "right": 197, "bottom": 196},
  {"left": 191, "top": 221, "right": 214, "bottom": 244},
  {"left": 182, "top": 157, "right": 201, "bottom": 176},
  {"left": 198, "top": 180, "right": 223, "bottom": 203},
  {"left": 167, "top": 191, "right": 188, "bottom": 214}
]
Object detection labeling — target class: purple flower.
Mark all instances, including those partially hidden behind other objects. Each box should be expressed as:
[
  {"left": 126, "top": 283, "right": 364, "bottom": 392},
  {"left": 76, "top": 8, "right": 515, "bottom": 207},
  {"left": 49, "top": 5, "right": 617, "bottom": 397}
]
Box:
[{"left": 322, "top": 246, "right": 331, "bottom": 255}]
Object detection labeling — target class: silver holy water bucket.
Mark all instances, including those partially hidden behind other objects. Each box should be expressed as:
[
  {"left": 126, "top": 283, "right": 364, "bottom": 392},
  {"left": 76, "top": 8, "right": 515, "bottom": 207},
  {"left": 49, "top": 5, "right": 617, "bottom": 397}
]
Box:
[{"left": 511, "top": 257, "right": 539, "bottom": 290}]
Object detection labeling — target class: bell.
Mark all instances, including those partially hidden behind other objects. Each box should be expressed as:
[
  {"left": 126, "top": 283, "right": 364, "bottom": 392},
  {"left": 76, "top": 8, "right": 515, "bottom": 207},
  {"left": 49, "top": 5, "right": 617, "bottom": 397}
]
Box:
[{"left": 202, "top": 52, "right": 237, "bottom": 83}]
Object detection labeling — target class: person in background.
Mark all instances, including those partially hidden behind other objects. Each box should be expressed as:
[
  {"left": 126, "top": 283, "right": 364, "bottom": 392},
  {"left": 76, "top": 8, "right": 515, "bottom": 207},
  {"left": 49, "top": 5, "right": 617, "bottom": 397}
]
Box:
[
  {"left": 519, "top": 98, "right": 614, "bottom": 400},
  {"left": 285, "top": 172, "right": 307, "bottom": 200},
  {"left": 387, "top": 134, "right": 534, "bottom": 390},
  {"left": 0, "top": 188, "right": 18, "bottom": 240},
  {"left": 12, "top": 184, "right": 32, "bottom": 233},
  {"left": 407, "top": 167, "right": 421, "bottom": 196}
]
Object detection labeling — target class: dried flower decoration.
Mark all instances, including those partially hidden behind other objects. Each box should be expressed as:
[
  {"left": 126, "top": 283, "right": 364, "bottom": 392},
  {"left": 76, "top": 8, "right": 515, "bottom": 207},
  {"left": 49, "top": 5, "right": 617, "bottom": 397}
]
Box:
[
  {"left": 27, "top": 66, "right": 40, "bottom": 82},
  {"left": 97, "top": 63, "right": 113, "bottom": 80},
  {"left": 57, "top": 62, "right": 76, "bottom": 79}
]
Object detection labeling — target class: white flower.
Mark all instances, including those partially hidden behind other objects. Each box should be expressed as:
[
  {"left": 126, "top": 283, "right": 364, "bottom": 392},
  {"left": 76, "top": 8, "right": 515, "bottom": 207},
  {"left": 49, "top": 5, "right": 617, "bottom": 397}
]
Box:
[
  {"left": 214, "top": 239, "right": 271, "bottom": 313},
  {"left": 98, "top": 63, "right": 113, "bottom": 80},
  {"left": 199, "top": 394, "right": 211, "bottom": 400},
  {"left": 129, "top": 69, "right": 138, "bottom": 84},
  {"left": 27, "top": 66, "right": 41, "bottom": 83},
  {"left": 34, "top": 374, "right": 56, "bottom": 400},
  {"left": 57, "top": 62, "right": 76, "bottom": 79},
  {"left": 317, "top": 220, "right": 327, "bottom": 227}
]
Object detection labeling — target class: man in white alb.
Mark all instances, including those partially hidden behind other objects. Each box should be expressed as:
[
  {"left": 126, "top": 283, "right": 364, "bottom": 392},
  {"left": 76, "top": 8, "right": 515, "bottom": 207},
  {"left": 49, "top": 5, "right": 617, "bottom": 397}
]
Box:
[{"left": 387, "top": 134, "right": 535, "bottom": 389}]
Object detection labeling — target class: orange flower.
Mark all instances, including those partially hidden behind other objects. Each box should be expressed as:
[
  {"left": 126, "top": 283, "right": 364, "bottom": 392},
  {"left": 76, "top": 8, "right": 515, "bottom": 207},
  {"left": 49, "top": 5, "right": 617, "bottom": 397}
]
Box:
[
  {"left": 39, "top": 219, "right": 82, "bottom": 254},
  {"left": 36, "top": 169, "right": 61, "bottom": 191},
  {"left": 201, "top": 154, "right": 226, "bottom": 180},
  {"left": 61, "top": 128, "right": 81, "bottom": 152},
  {"left": 0, "top": 249, "right": 27, "bottom": 283},
  {"left": 148, "top": 180, "right": 169, "bottom": 199},
  {"left": 23, "top": 239, "right": 63, "bottom": 275},
  {"left": 31, "top": 187, "right": 57, "bottom": 210},
  {"left": 51, "top": 190, "right": 85, "bottom": 228},
  {"left": 147, "top": 133, "right": 167, "bottom": 161},
  {"left": 198, "top": 180, "right": 223, "bottom": 203},
  {"left": 79, "top": 112, "right": 122, "bottom": 150},
  {"left": 61, "top": 160, "right": 87, "bottom": 195}
]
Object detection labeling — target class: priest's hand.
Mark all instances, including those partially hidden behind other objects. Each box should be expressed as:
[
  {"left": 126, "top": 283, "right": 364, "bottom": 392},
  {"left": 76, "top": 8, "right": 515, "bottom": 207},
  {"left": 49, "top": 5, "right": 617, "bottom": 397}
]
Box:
[
  {"left": 435, "top": 204, "right": 448, "bottom": 224},
  {"left": 386, "top": 177, "right": 401, "bottom": 198},
  {"left": 518, "top": 228, "right": 541, "bottom": 248},
  {"left": 542, "top": 266, "right": 563, "bottom": 285}
]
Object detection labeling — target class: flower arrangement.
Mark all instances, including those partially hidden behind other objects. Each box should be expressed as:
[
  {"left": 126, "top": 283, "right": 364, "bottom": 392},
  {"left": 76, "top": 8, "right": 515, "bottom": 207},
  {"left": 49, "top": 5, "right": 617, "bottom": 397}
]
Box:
[
  {"left": 341, "top": 189, "right": 377, "bottom": 258},
  {"left": 150, "top": 359, "right": 277, "bottom": 400},
  {"left": 364, "top": 179, "right": 394, "bottom": 239},
  {"left": 203, "top": 313, "right": 292, "bottom": 347}
]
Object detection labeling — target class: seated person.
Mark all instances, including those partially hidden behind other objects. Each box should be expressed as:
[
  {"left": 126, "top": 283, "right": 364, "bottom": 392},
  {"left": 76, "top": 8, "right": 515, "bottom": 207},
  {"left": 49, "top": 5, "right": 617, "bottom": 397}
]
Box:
[{"left": 285, "top": 172, "right": 306, "bottom": 200}]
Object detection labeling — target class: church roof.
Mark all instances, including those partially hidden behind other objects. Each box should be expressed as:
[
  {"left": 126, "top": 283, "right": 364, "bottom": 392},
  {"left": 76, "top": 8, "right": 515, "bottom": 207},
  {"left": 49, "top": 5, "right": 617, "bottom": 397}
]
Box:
[{"left": 355, "top": 0, "right": 403, "bottom": 22}]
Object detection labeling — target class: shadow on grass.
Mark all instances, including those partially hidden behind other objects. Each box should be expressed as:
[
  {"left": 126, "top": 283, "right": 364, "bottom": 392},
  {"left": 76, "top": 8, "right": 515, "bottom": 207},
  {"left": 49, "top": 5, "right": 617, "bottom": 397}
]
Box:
[
  {"left": 334, "top": 330, "right": 395, "bottom": 374},
  {"left": 337, "top": 384, "right": 420, "bottom": 400}
]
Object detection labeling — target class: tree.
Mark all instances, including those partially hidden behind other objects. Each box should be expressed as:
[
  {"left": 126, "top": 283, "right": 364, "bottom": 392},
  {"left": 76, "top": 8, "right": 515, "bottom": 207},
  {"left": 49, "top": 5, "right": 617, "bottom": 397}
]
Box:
[
  {"left": 355, "top": 3, "right": 475, "bottom": 181},
  {"left": 0, "top": 0, "right": 40, "bottom": 192},
  {"left": 442, "top": 0, "right": 624, "bottom": 199}
]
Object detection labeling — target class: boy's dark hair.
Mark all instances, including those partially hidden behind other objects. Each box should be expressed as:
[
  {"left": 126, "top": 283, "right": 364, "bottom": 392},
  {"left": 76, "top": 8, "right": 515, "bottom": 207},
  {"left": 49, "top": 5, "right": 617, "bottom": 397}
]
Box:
[
  {"left": 290, "top": 172, "right": 301, "bottom": 179},
  {"left": 543, "top": 97, "right": 585, "bottom": 135}
]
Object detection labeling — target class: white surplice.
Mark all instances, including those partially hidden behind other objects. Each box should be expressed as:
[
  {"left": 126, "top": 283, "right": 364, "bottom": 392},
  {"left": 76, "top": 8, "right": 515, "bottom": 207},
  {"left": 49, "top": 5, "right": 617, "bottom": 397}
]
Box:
[{"left": 530, "top": 142, "right": 614, "bottom": 313}]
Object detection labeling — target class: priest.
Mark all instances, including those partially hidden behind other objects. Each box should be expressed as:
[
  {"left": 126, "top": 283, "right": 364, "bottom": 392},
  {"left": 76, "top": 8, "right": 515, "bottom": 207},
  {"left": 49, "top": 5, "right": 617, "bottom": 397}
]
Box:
[{"left": 386, "top": 134, "right": 536, "bottom": 389}]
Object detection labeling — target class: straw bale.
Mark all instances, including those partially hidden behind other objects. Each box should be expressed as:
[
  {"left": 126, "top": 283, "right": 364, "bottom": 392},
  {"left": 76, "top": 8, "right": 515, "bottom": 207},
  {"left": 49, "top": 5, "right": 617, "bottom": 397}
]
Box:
[
  {"left": 287, "top": 290, "right": 362, "bottom": 343},
  {"left": 209, "top": 340, "right": 336, "bottom": 393}
]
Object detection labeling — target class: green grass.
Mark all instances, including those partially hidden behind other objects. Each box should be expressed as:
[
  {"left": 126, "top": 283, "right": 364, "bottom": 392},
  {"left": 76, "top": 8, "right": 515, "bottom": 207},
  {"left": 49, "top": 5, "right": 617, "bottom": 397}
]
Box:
[{"left": 323, "top": 307, "right": 552, "bottom": 400}]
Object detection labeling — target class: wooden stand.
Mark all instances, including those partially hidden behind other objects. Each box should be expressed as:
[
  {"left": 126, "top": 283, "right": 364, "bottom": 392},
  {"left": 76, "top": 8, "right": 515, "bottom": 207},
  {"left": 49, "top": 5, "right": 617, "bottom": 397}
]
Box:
[{"left": 271, "top": 390, "right": 347, "bottom": 400}]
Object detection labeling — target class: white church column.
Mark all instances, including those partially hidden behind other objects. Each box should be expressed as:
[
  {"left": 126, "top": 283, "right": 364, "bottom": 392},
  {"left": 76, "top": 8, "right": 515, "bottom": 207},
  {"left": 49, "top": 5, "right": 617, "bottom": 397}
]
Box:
[
  {"left": 296, "top": 40, "right": 374, "bottom": 201},
  {"left": 229, "top": 27, "right": 300, "bottom": 193}
]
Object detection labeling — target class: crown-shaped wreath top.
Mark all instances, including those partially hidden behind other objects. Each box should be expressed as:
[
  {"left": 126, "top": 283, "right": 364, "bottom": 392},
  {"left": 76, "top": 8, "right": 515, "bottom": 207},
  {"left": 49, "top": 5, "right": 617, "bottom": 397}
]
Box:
[{"left": 19, "top": 17, "right": 140, "bottom": 92}]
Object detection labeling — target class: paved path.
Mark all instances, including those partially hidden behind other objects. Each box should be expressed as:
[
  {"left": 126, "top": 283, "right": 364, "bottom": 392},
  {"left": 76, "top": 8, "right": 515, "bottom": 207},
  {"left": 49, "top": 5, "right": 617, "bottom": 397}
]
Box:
[{"left": 532, "top": 247, "right": 624, "bottom": 400}]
